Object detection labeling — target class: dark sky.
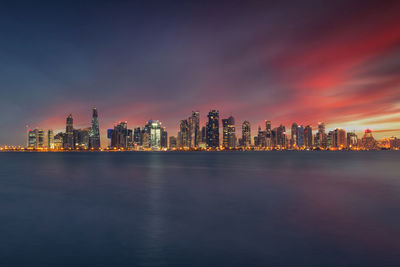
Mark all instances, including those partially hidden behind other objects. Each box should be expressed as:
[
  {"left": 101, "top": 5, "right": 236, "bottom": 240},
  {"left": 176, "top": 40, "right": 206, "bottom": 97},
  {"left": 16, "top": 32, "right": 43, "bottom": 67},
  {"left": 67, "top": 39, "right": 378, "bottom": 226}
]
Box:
[{"left": 1, "top": 0, "right": 400, "bottom": 145}]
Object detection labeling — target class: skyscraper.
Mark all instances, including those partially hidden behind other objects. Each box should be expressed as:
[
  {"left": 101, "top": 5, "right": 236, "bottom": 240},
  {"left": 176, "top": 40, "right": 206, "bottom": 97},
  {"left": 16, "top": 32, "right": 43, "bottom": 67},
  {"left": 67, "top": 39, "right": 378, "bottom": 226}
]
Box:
[
  {"left": 109, "top": 121, "right": 129, "bottom": 149},
  {"left": 297, "top": 125, "right": 305, "bottom": 147},
  {"left": 317, "top": 122, "right": 327, "bottom": 148},
  {"left": 333, "top": 128, "right": 346, "bottom": 148},
  {"left": 149, "top": 120, "right": 162, "bottom": 150},
  {"left": 65, "top": 114, "right": 74, "bottom": 149},
  {"left": 241, "top": 121, "right": 251, "bottom": 148},
  {"left": 28, "top": 129, "right": 44, "bottom": 148},
  {"left": 189, "top": 111, "right": 200, "bottom": 148},
  {"left": 47, "top": 130, "right": 54, "bottom": 149},
  {"left": 222, "top": 116, "right": 235, "bottom": 148},
  {"left": 265, "top": 120, "right": 272, "bottom": 148},
  {"left": 304, "top": 125, "right": 313, "bottom": 148},
  {"left": 89, "top": 108, "right": 101, "bottom": 149},
  {"left": 179, "top": 119, "right": 190, "bottom": 148},
  {"left": 206, "top": 110, "right": 219, "bottom": 149},
  {"left": 161, "top": 127, "right": 168, "bottom": 148},
  {"left": 291, "top": 123, "right": 298, "bottom": 147}
]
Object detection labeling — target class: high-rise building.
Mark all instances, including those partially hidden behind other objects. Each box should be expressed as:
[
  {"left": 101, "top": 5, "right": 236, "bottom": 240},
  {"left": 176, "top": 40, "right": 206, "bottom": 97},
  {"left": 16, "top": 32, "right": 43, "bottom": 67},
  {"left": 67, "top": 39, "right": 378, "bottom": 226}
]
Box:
[
  {"left": 291, "top": 123, "right": 298, "bottom": 147},
  {"left": 333, "top": 128, "right": 346, "bottom": 148},
  {"left": 297, "top": 125, "right": 305, "bottom": 147},
  {"left": 161, "top": 127, "right": 168, "bottom": 148},
  {"left": 189, "top": 111, "right": 200, "bottom": 148},
  {"left": 347, "top": 132, "right": 358, "bottom": 148},
  {"left": 134, "top": 127, "right": 142, "bottom": 146},
  {"left": 28, "top": 129, "right": 44, "bottom": 148},
  {"left": 265, "top": 120, "right": 272, "bottom": 148},
  {"left": 109, "top": 121, "right": 129, "bottom": 149},
  {"left": 317, "top": 122, "right": 327, "bottom": 148},
  {"left": 48, "top": 130, "right": 54, "bottom": 149},
  {"left": 89, "top": 108, "right": 101, "bottom": 149},
  {"left": 304, "top": 125, "right": 313, "bottom": 148},
  {"left": 169, "top": 136, "right": 177, "bottom": 149},
  {"left": 361, "top": 129, "right": 377, "bottom": 150},
  {"left": 206, "top": 110, "right": 219, "bottom": 149},
  {"left": 148, "top": 120, "right": 162, "bottom": 150},
  {"left": 54, "top": 133, "right": 64, "bottom": 149},
  {"left": 222, "top": 116, "right": 235, "bottom": 148},
  {"left": 179, "top": 119, "right": 190, "bottom": 148},
  {"left": 65, "top": 114, "right": 74, "bottom": 149},
  {"left": 241, "top": 121, "right": 251, "bottom": 148}
]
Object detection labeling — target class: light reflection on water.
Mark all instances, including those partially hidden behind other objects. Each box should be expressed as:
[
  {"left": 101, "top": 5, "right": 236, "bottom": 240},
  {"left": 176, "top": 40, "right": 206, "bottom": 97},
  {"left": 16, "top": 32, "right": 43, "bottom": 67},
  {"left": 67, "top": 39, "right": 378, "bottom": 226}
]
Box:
[{"left": 0, "top": 151, "right": 399, "bottom": 266}]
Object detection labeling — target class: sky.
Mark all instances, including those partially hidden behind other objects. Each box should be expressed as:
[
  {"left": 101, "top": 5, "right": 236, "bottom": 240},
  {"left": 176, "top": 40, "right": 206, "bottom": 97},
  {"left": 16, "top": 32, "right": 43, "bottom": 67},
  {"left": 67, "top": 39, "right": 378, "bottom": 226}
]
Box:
[{"left": 1, "top": 0, "right": 400, "bottom": 146}]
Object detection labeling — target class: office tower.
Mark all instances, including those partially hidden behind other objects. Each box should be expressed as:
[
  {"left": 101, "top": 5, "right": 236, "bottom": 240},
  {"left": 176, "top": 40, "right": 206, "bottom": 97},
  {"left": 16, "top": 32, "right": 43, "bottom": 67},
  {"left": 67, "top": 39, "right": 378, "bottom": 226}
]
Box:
[
  {"left": 257, "top": 126, "right": 266, "bottom": 147},
  {"left": 179, "top": 119, "right": 190, "bottom": 148},
  {"left": 28, "top": 129, "right": 44, "bottom": 148},
  {"left": 161, "top": 127, "right": 168, "bottom": 148},
  {"left": 65, "top": 114, "right": 74, "bottom": 149},
  {"left": 291, "top": 123, "right": 298, "bottom": 147},
  {"left": 169, "top": 136, "right": 177, "bottom": 149},
  {"left": 134, "top": 127, "right": 142, "bottom": 145},
  {"left": 54, "top": 133, "right": 64, "bottom": 149},
  {"left": 265, "top": 120, "right": 272, "bottom": 148},
  {"left": 327, "top": 130, "right": 334, "bottom": 148},
  {"left": 48, "top": 130, "right": 54, "bottom": 149},
  {"left": 89, "top": 108, "right": 101, "bottom": 149},
  {"left": 297, "top": 125, "right": 305, "bottom": 147},
  {"left": 347, "top": 132, "right": 358, "bottom": 147},
  {"left": 188, "top": 111, "right": 200, "bottom": 148},
  {"left": 206, "top": 110, "right": 219, "bottom": 149},
  {"left": 109, "top": 121, "right": 129, "bottom": 149},
  {"left": 148, "top": 120, "right": 162, "bottom": 150},
  {"left": 222, "top": 116, "right": 235, "bottom": 148},
  {"left": 242, "top": 121, "right": 251, "bottom": 148},
  {"left": 361, "top": 129, "right": 378, "bottom": 149},
  {"left": 333, "top": 128, "right": 346, "bottom": 148},
  {"left": 127, "top": 129, "right": 134, "bottom": 149},
  {"left": 317, "top": 122, "right": 327, "bottom": 148},
  {"left": 304, "top": 125, "right": 313, "bottom": 148},
  {"left": 275, "top": 124, "right": 286, "bottom": 147}
]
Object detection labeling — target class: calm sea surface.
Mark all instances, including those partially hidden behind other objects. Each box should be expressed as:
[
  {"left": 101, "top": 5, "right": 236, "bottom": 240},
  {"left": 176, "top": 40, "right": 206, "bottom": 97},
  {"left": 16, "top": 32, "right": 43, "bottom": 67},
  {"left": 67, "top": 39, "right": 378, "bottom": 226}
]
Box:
[{"left": 0, "top": 151, "right": 399, "bottom": 266}]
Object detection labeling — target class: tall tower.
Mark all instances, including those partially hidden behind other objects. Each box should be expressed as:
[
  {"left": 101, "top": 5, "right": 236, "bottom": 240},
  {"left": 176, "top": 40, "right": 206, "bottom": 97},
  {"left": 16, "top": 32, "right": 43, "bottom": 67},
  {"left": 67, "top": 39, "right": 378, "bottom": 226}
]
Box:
[
  {"left": 206, "top": 110, "right": 219, "bottom": 149},
  {"left": 189, "top": 111, "right": 200, "bottom": 148},
  {"left": 222, "top": 116, "right": 235, "bottom": 148},
  {"left": 89, "top": 107, "right": 101, "bottom": 149},
  {"left": 66, "top": 114, "right": 74, "bottom": 149},
  {"left": 242, "top": 121, "right": 251, "bottom": 148}
]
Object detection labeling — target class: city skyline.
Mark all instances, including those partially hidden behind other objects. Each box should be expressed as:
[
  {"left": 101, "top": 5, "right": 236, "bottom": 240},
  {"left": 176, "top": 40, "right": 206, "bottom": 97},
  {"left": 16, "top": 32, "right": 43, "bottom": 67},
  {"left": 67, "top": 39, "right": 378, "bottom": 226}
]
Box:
[
  {"left": 1, "top": 1, "right": 400, "bottom": 145},
  {"left": 8, "top": 107, "right": 399, "bottom": 151}
]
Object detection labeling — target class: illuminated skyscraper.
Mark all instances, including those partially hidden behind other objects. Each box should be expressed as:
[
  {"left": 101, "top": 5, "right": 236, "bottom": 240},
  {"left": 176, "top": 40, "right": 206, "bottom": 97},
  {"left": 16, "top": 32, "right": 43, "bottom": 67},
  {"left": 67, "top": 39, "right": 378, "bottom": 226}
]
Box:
[
  {"left": 206, "top": 110, "right": 219, "bottom": 149},
  {"left": 47, "top": 130, "right": 54, "bottom": 149},
  {"left": 179, "top": 119, "right": 190, "bottom": 148},
  {"left": 161, "top": 127, "right": 168, "bottom": 148},
  {"left": 222, "top": 116, "right": 235, "bottom": 148},
  {"left": 317, "top": 122, "right": 327, "bottom": 148},
  {"left": 149, "top": 120, "right": 162, "bottom": 150},
  {"left": 89, "top": 108, "right": 101, "bottom": 149},
  {"left": 333, "top": 128, "right": 346, "bottom": 148},
  {"left": 241, "top": 121, "right": 251, "bottom": 148},
  {"left": 265, "top": 120, "right": 272, "bottom": 148},
  {"left": 189, "top": 111, "right": 200, "bottom": 148},
  {"left": 28, "top": 129, "right": 44, "bottom": 148},
  {"left": 65, "top": 114, "right": 74, "bottom": 149},
  {"left": 297, "top": 125, "right": 305, "bottom": 147},
  {"left": 109, "top": 121, "right": 129, "bottom": 149},
  {"left": 347, "top": 132, "right": 358, "bottom": 147},
  {"left": 291, "top": 123, "right": 298, "bottom": 147},
  {"left": 304, "top": 125, "right": 313, "bottom": 148},
  {"left": 169, "top": 136, "right": 177, "bottom": 149},
  {"left": 361, "top": 129, "right": 377, "bottom": 149}
]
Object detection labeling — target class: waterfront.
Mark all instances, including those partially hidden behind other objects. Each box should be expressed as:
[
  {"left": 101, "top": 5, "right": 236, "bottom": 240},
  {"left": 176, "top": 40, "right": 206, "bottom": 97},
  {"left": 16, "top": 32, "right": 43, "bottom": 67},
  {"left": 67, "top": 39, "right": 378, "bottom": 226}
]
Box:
[{"left": 1, "top": 151, "right": 400, "bottom": 266}]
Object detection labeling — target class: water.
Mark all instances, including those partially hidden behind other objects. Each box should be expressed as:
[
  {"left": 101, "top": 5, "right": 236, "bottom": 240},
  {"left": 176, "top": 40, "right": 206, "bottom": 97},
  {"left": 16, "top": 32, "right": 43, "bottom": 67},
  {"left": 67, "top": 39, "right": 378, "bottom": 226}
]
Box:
[{"left": 0, "top": 151, "right": 399, "bottom": 266}]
